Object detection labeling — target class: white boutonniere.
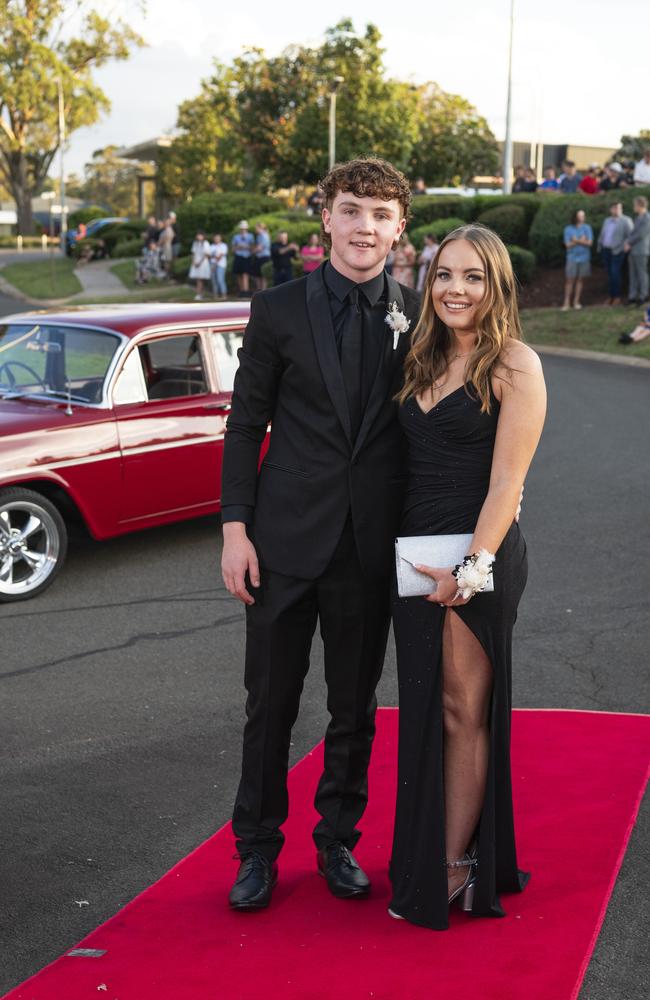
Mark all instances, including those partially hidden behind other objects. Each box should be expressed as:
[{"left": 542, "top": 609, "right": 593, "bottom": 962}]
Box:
[{"left": 384, "top": 301, "right": 410, "bottom": 350}]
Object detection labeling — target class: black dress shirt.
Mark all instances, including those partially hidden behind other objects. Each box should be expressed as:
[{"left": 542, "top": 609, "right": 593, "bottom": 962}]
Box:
[{"left": 322, "top": 261, "right": 387, "bottom": 414}]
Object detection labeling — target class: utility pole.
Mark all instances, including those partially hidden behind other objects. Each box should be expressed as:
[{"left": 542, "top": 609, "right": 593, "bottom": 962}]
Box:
[
  {"left": 328, "top": 76, "right": 344, "bottom": 170},
  {"left": 502, "top": 0, "right": 515, "bottom": 194},
  {"left": 57, "top": 76, "right": 67, "bottom": 254}
]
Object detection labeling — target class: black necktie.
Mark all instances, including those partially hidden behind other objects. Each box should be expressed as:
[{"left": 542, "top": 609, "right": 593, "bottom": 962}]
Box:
[{"left": 340, "top": 286, "right": 363, "bottom": 438}]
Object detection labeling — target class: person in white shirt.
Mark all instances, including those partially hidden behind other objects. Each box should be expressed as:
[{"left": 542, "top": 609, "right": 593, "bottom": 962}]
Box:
[
  {"left": 211, "top": 233, "right": 228, "bottom": 299},
  {"left": 633, "top": 149, "right": 650, "bottom": 187}
]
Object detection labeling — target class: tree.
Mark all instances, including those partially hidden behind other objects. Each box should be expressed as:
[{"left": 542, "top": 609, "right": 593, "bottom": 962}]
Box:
[
  {"left": 73, "top": 145, "right": 147, "bottom": 216},
  {"left": 157, "top": 64, "right": 246, "bottom": 201},
  {"left": 410, "top": 84, "right": 499, "bottom": 186},
  {"left": 159, "top": 20, "right": 495, "bottom": 199},
  {"left": 614, "top": 130, "right": 650, "bottom": 163},
  {"left": 0, "top": 1, "right": 143, "bottom": 233}
]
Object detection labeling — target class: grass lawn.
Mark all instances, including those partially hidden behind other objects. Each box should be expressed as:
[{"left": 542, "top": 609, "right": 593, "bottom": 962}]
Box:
[
  {"left": 76, "top": 284, "right": 198, "bottom": 305},
  {"left": 521, "top": 305, "right": 650, "bottom": 361},
  {"left": 2, "top": 256, "right": 82, "bottom": 299}
]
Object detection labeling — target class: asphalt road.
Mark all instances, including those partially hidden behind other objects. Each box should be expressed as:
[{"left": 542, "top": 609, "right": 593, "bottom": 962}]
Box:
[{"left": 1, "top": 353, "right": 649, "bottom": 997}]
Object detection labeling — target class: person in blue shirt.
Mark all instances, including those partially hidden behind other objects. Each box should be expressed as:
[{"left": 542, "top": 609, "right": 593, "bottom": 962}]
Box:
[
  {"left": 252, "top": 223, "right": 272, "bottom": 291},
  {"left": 562, "top": 209, "right": 593, "bottom": 310}
]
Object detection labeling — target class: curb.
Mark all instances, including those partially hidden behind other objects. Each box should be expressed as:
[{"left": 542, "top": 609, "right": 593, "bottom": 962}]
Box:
[{"left": 530, "top": 343, "right": 650, "bottom": 370}]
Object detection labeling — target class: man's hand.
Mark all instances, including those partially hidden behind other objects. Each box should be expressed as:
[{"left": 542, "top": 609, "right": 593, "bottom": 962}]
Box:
[{"left": 221, "top": 522, "right": 260, "bottom": 605}]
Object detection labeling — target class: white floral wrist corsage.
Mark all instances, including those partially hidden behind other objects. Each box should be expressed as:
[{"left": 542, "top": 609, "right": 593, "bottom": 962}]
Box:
[{"left": 451, "top": 549, "right": 495, "bottom": 599}]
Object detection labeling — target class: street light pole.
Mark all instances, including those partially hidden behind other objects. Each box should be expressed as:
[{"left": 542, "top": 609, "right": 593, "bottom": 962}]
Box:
[
  {"left": 328, "top": 76, "right": 344, "bottom": 170},
  {"left": 57, "top": 76, "right": 67, "bottom": 255},
  {"left": 502, "top": 0, "right": 515, "bottom": 194}
]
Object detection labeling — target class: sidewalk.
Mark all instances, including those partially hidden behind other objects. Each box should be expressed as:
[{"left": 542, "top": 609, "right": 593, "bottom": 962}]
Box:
[{"left": 69, "top": 258, "right": 128, "bottom": 299}]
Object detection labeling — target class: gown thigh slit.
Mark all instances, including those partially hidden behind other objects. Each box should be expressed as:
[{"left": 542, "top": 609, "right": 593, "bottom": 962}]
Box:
[{"left": 389, "top": 389, "right": 530, "bottom": 930}]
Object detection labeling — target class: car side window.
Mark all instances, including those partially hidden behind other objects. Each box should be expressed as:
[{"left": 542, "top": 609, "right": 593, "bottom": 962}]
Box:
[
  {"left": 209, "top": 329, "right": 244, "bottom": 392},
  {"left": 138, "top": 334, "right": 208, "bottom": 400}
]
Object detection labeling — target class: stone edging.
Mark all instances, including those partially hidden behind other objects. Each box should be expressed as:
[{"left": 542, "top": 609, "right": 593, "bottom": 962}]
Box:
[{"left": 530, "top": 343, "right": 650, "bottom": 369}]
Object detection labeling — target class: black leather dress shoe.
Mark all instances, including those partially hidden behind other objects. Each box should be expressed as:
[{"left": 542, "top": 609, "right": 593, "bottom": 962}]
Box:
[
  {"left": 229, "top": 852, "right": 278, "bottom": 910},
  {"left": 317, "top": 843, "right": 371, "bottom": 898}
]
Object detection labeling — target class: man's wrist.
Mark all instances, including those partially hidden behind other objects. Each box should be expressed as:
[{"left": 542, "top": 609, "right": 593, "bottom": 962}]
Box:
[{"left": 223, "top": 521, "right": 248, "bottom": 539}]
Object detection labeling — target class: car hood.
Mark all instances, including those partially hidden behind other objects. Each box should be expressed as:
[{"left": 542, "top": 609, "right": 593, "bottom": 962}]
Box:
[
  {"left": 0, "top": 397, "right": 118, "bottom": 480},
  {"left": 0, "top": 396, "right": 102, "bottom": 433}
]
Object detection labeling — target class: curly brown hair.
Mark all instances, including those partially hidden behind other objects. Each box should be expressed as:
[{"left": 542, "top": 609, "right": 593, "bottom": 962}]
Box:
[{"left": 319, "top": 156, "right": 412, "bottom": 251}]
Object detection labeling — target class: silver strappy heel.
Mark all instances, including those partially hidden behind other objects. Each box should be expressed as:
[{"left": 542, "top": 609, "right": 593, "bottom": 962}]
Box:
[{"left": 447, "top": 853, "right": 477, "bottom": 911}]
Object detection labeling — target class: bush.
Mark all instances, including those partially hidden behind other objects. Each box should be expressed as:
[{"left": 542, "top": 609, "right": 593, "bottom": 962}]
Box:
[
  {"left": 409, "top": 196, "right": 473, "bottom": 228},
  {"left": 170, "top": 254, "right": 191, "bottom": 281},
  {"left": 409, "top": 218, "right": 467, "bottom": 249},
  {"left": 470, "top": 193, "right": 542, "bottom": 228},
  {"left": 113, "top": 237, "right": 144, "bottom": 258},
  {"left": 68, "top": 205, "right": 107, "bottom": 229},
  {"left": 101, "top": 219, "right": 147, "bottom": 256},
  {"left": 0, "top": 234, "right": 44, "bottom": 247},
  {"left": 175, "top": 192, "right": 285, "bottom": 253},
  {"left": 507, "top": 245, "right": 536, "bottom": 284},
  {"left": 69, "top": 237, "right": 106, "bottom": 261},
  {"left": 529, "top": 186, "right": 650, "bottom": 266},
  {"left": 478, "top": 204, "right": 528, "bottom": 246},
  {"left": 261, "top": 256, "right": 305, "bottom": 283},
  {"left": 245, "top": 213, "right": 321, "bottom": 247}
]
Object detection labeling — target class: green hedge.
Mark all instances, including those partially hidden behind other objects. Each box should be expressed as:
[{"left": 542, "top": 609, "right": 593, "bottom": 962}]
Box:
[
  {"left": 478, "top": 204, "right": 528, "bottom": 247},
  {"left": 68, "top": 205, "right": 107, "bottom": 229},
  {"left": 409, "top": 196, "right": 473, "bottom": 227},
  {"left": 176, "top": 192, "right": 285, "bottom": 253},
  {"left": 529, "top": 187, "right": 650, "bottom": 266},
  {"left": 470, "top": 193, "right": 542, "bottom": 227},
  {"left": 101, "top": 219, "right": 147, "bottom": 256},
  {"left": 0, "top": 235, "right": 45, "bottom": 247},
  {"left": 409, "top": 218, "right": 467, "bottom": 249},
  {"left": 113, "top": 237, "right": 144, "bottom": 258},
  {"left": 243, "top": 213, "right": 321, "bottom": 247},
  {"left": 260, "top": 256, "right": 305, "bottom": 283},
  {"left": 507, "top": 245, "right": 536, "bottom": 284}
]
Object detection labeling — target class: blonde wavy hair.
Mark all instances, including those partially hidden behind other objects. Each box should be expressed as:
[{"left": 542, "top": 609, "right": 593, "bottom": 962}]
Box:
[{"left": 398, "top": 224, "right": 523, "bottom": 413}]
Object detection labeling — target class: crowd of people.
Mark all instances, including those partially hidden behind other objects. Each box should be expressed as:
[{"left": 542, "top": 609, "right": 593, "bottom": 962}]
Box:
[
  {"left": 562, "top": 195, "right": 650, "bottom": 310},
  {"left": 513, "top": 149, "right": 650, "bottom": 195},
  {"left": 185, "top": 219, "right": 327, "bottom": 300},
  {"left": 135, "top": 212, "right": 180, "bottom": 284}
]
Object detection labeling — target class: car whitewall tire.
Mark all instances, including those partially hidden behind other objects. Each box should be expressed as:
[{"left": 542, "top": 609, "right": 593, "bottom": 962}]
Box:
[{"left": 0, "top": 488, "right": 68, "bottom": 602}]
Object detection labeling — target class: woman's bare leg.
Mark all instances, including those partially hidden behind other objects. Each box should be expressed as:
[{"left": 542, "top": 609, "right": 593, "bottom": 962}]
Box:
[
  {"left": 442, "top": 609, "right": 493, "bottom": 896},
  {"left": 562, "top": 279, "right": 574, "bottom": 309},
  {"left": 573, "top": 278, "right": 583, "bottom": 306}
]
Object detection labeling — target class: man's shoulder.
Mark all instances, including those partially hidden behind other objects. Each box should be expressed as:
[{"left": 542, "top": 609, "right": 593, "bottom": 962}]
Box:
[
  {"left": 397, "top": 282, "right": 422, "bottom": 312},
  {"left": 254, "top": 275, "right": 309, "bottom": 308}
]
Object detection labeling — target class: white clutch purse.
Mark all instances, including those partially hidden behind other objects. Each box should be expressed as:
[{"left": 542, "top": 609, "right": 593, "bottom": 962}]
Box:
[{"left": 395, "top": 534, "right": 494, "bottom": 598}]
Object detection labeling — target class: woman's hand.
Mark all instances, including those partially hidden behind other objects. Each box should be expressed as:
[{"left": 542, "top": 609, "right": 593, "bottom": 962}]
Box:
[{"left": 415, "top": 565, "right": 471, "bottom": 607}]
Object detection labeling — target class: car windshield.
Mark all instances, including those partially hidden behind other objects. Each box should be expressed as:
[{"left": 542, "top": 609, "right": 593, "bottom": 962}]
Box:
[{"left": 0, "top": 323, "right": 120, "bottom": 404}]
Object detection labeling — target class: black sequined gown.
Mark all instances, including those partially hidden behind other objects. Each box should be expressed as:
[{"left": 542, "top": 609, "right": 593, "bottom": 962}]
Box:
[{"left": 389, "top": 386, "right": 529, "bottom": 929}]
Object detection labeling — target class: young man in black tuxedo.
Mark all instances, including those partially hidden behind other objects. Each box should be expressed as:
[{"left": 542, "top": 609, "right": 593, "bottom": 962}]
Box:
[{"left": 221, "top": 157, "right": 421, "bottom": 909}]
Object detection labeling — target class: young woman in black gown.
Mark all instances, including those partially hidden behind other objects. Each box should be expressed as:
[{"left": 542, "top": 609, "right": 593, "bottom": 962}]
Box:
[{"left": 389, "top": 225, "right": 547, "bottom": 929}]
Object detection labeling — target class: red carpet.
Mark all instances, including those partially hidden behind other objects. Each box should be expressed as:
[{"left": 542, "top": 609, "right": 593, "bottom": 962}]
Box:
[{"left": 6, "top": 709, "right": 649, "bottom": 1000}]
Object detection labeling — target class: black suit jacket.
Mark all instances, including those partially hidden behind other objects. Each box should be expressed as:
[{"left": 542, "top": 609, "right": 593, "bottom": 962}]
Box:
[{"left": 221, "top": 265, "right": 421, "bottom": 580}]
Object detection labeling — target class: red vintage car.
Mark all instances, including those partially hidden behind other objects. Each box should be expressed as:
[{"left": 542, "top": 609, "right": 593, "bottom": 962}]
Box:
[{"left": 0, "top": 301, "right": 253, "bottom": 601}]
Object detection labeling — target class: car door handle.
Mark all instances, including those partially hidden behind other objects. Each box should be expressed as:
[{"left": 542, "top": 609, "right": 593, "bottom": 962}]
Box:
[{"left": 203, "top": 402, "right": 231, "bottom": 411}]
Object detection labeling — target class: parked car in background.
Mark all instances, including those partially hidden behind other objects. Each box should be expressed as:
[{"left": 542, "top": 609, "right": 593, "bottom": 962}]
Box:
[
  {"left": 65, "top": 217, "right": 129, "bottom": 254},
  {"left": 0, "top": 302, "right": 254, "bottom": 601}
]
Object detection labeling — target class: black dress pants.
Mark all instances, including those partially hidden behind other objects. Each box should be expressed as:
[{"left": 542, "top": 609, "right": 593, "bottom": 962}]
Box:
[{"left": 232, "top": 519, "right": 391, "bottom": 861}]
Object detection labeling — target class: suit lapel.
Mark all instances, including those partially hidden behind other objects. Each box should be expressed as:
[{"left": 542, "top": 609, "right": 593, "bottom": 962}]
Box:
[
  {"left": 306, "top": 267, "right": 353, "bottom": 446},
  {"left": 352, "top": 275, "right": 411, "bottom": 457}
]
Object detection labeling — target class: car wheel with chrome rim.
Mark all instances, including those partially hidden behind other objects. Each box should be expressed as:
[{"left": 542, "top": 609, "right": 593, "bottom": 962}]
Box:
[{"left": 0, "top": 488, "right": 67, "bottom": 602}]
